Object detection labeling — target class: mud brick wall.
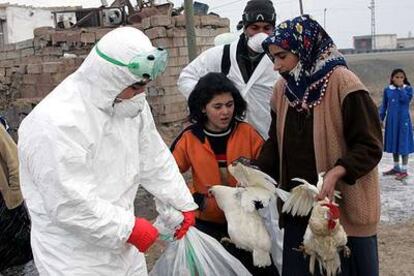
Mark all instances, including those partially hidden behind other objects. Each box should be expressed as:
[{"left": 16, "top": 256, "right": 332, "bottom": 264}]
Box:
[
  {"left": 143, "top": 14, "right": 229, "bottom": 123},
  {"left": 0, "top": 14, "right": 230, "bottom": 139}
]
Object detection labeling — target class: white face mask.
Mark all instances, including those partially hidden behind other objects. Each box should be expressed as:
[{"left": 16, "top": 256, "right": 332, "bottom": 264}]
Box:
[
  {"left": 247, "top": 32, "right": 269, "bottom": 54},
  {"left": 113, "top": 93, "right": 147, "bottom": 118}
]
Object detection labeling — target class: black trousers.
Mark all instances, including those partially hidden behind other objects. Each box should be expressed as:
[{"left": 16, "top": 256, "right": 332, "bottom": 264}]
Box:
[
  {"left": 282, "top": 217, "right": 379, "bottom": 276},
  {"left": 195, "top": 219, "right": 280, "bottom": 276}
]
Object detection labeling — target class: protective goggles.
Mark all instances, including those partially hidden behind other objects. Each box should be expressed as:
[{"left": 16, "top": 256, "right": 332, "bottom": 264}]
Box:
[{"left": 95, "top": 45, "right": 168, "bottom": 80}]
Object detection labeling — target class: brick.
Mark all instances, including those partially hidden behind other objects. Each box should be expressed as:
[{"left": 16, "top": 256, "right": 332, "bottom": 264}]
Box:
[
  {"left": 214, "top": 27, "right": 230, "bottom": 36},
  {"left": 33, "top": 37, "right": 50, "bottom": 49},
  {"left": 80, "top": 32, "right": 96, "bottom": 44},
  {"left": 166, "top": 47, "right": 179, "bottom": 57},
  {"left": 5, "top": 68, "right": 13, "bottom": 77},
  {"left": 167, "top": 56, "right": 189, "bottom": 67},
  {"left": 6, "top": 50, "right": 21, "bottom": 60},
  {"left": 20, "top": 84, "right": 37, "bottom": 98},
  {"left": 173, "top": 15, "right": 186, "bottom": 27},
  {"left": 146, "top": 86, "right": 165, "bottom": 96},
  {"left": 27, "top": 64, "right": 43, "bottom": 74},
  {"left": 95, "top": 28, "right": 111, "bottom": 40},
  {"left": 200, "top": 15, "right": 220, "bottom": 27},
  {"left": 172, "top": 37, "right": 186, "bottom": 47},
  {"left": 3, "top": 76, "right": 12, "bottom": 84},
  {"left": 2, "top": 44, "right": 15, "bottom": 52},
  {"left": 158, "top": 111, "right": 187, "bottom": 123},
  {"left": 74, "top": 57, "right": 85, "bottom": 67},
  {"left": 25, "top": 56, "right": 43, "bottom": 64},
  {"left": 21, "top": 48, "right": 35, "bottom": 57},
  {"left": 0, "top": 52, "right": 7, "bottom": 61},
  {"left": 166, "top": 28, "right": 174, "bottom": 38},
  {"left": 195, "top": 28, "right": 212, "bottom": 37},
  {"left": 51, "top": 32, "right": 67, "bottom": 45},
  {"left": 37, "top": 73, "right": 54, "bottom": 85},
  {"left": 193, "top": 16, "right": 202, "bottom": 27},
  {"left": 150, "top": 15, "right": 172, "bottom": 27},
  {"left": 164, "top": 85, "right": 181, "bottom": 95},
  {"left": 65, "top": 31, "right": 81, "bottom": 45},
  {"left": 131, "top": 23, "right": 143, "bottom": 31},
  {"left": 195, "top": 36, "right": 214, "bottom": 46},
  {"left": 178, "top": 47, "right": 188, "bottom": 56},
  {"left": 0, "top": 60, "right": 14, "bottom": 67},
  {"left": 11, "top": 77, "right": 23, "bottom": 89},
  {"left": 61, "top": 58, "right": 76, "bottom": 68},
  {"left": 42, "top": 55, "right": 61, "bottom": 62},
  {"left": 154, "top": 94, "right": 186, "bottom": 105},
  {"left": 13, "top": 65, "right": 26, "bottom": 74},
  {"left": 152, "top": 38, "right": 173, "bottom": 48},
  {"left": 15, "top": 39, "right": 33, "bottom": 50},
  {"left": 218, "top": 18, "right": 230, "bottom": 28},
  {"left": 23, "top": 74, "right": 38, "bottom": 85},
  {"left": 169, "top": 28, "right": 187, "bottom": 38},
  {"left": 33, "top": 27, "right": 54, "bottom": 37},
  {"left": 163, "top": 65, "right": 182, "bottom": 76},
  {"left": 156, "top": 76, "right": 177, "bottom": 87},
  {"left": 37, "top": 47, "right": 63, "bottom": 56},
  {"left": 35, "top": 84, "right": 55, "bottom": 98},
  {"left": 42, "top": 62, "right": 61, "bottom": 73},
  {"left": 52, "top": 72, "right": 71, "bottom": 85},
  {"left": 145, "top": 27, "right": 167, "bottom": 39},
  {"left": 196, "top": 45, "right": 212, "bottom": 54},
  {"left": 142, "top": 17, "right": 152, "bottom": 30},
  {"left": 163, "top": 101, "right": 187, "bottom": 114}
]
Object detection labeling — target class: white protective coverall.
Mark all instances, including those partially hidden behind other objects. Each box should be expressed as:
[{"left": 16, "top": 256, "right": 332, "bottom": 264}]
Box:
[
  {"left": 18, "top": 27, "right": 197, "bottom": 275},
  {"left": 177, "top": 38, "right": 279, "bottom": 139}
]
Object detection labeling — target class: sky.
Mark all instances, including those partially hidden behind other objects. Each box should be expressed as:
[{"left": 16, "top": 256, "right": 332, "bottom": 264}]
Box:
[{"left": 1, "top": 0, "right": 412, "bottom": 48}]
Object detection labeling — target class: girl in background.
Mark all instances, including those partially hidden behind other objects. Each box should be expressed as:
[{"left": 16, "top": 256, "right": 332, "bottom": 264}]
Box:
[{"left": 380, "top": 69, "right": 414, "bottom": 180}]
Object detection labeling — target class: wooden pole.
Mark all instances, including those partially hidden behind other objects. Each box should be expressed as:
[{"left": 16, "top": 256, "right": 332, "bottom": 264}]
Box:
[
  {"left": 299, "top": 0, "right": 304, "bottom": 15},
  {"left": 184, "top": 0, "right": 197, "bottom": 61}
]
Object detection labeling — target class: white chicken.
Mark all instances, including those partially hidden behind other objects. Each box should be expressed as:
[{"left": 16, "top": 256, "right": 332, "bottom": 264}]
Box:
[
  {"left": 209, "top": 185, "right": 272, "bottom": 267},
  {"left": 208, "top": 159, "right": 283, "bottom": 269},
  {"left": 275, "top": 173, "right": 350, "bottom": 276}
]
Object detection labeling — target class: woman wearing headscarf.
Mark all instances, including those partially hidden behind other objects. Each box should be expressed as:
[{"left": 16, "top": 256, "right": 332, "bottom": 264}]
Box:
[{"left": 257, "top": 15, "right": 382, "bottom": 275}]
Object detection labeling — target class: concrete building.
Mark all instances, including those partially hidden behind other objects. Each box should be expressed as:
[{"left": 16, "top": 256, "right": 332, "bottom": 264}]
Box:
[
  {"left": 397, "top": 37, "right": 414, "bottom": 49},
  {"left": 353, "top": 34, "right": 397, "bottom": 51},
  {"left": 0, "top": 3, "right": 76, "bottom": 47}
]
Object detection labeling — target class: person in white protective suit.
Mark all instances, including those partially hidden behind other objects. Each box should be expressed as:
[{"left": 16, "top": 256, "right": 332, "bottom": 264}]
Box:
[
  {"left": 177, "top": 0, "right": 279, "bottom": 139},
  {"left": 17, "top": 27, "right": 198, "bottom": 275}
]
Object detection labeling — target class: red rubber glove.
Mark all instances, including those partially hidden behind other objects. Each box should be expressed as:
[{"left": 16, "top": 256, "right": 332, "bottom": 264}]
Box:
[
  {"left": 127, "top": 218, "right": 159, "bottom": 252},
  {"left": 174, "top": 210, "right": 196, "bottom": 239}
]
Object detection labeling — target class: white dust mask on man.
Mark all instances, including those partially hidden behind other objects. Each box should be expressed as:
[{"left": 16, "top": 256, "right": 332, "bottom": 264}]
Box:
[
  {"left": 113, "top": 92, "right": 147, "bottom": 118},
  {"left": 247, "top": 32, "right": 269, "bottom": 54}
]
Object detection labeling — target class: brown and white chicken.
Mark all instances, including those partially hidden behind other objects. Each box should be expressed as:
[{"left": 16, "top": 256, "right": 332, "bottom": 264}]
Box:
[{"left": 275, "top": 173, "right": 350, "bottom": 276}]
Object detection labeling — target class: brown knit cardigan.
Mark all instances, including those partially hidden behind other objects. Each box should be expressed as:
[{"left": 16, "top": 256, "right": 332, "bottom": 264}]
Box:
[{"left": 271, "top": 67, "right": 380, "bottom": 237}]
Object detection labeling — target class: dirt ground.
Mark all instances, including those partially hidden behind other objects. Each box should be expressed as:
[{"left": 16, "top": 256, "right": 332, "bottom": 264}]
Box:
[{"left": 378, "top": 219, "right": 414, "bottom": 275}]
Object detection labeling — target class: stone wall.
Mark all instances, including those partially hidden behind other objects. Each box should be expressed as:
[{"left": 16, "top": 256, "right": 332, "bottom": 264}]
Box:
[
  {"left": 0, "top": 14, "right": 229, "bottom": 139},
  {"left": 142, "top": 14, "right": 229, "bottom": 123}
]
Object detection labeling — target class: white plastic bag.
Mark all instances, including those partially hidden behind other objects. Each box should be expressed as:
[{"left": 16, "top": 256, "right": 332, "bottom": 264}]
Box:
[
  {"left": 150, "top": 199, "right": 251, "bottom": 276},
  {"left": 258, "top": 196, "right": 284, "bottom": 273},
  {"left": 149, "top": 227, "right": 252, "bottom": 276}
]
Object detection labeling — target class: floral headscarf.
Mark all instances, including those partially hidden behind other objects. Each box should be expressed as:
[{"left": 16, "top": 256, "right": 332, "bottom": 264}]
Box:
[{"left": 262, "top": 15, "right": 347, "bottom": 110}]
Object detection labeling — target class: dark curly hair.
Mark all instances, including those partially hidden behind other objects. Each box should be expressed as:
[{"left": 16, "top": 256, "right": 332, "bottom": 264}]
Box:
[{"left": 188, "top": 72, "right": 247, "bottom": 124}]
